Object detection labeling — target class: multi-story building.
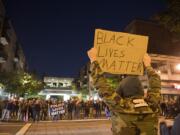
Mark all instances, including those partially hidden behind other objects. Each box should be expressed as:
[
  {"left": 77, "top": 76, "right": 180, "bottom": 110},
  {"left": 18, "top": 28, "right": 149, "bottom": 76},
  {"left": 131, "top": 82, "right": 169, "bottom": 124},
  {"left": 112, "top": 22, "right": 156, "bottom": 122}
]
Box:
[
  {"left": 123, "top": 20, "right": 180, "bottom": 100},
  {"left": 39, "top": 77, "right": 78, "bottom": 101},
  {"left": 142, "top": 54, "right": 180, "bottom": 98},
  {"left": 0, "top": 0, "right": 5, "bottom": 35},
  {"left": 0, "top": 0, "right": 27, "bottom": 98},
  {"left": 124, "top": 20, "right": 180, "bottom": 99},
  {"left": 0, "top": 18, "right": 27, "bottom": 72},
  {"left": 0, "top": 0, "right": 6, "bottom": 65},
  {"left": 124, "top": 19, "right": 180, "bottom": 56},
  {"left": 0, "top": 0, "right": 27, "bottom": 72},
  {"left": 78, "top": 62, "right": 91, "bottom": 93}
]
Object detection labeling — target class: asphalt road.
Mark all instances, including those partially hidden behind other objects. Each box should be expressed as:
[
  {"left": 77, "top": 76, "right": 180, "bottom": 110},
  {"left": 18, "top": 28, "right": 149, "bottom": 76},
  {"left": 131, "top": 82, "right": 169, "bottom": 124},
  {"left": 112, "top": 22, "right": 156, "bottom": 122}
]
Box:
[
  {"left": 0, "top": 122, "right": 24, "bottom": 135},
  {"left": 25, "top": 120, "right": 112, "bottom": 135},
  {"left": 0, "top": 118, "right": 174, "bottom": 135}
]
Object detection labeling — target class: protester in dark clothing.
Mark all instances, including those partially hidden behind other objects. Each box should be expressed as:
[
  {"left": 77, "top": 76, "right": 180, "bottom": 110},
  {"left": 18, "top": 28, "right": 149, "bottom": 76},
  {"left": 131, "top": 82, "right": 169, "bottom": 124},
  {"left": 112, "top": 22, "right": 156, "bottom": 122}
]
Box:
[
  {"left": 21, "top": 101, "right": 29, "bottom": 122},
  {"left": 32, "top": 100, "right": 41, "bottom": 122},
  {"left": 15, "top": 100, "right": 19, "bottom": 118},
  {"left": 0, "top": 100, "right": 2, "bottom": 118},
  {"left": 75, "top": 100, "right": 81, "bottom": 119},
  {"left": 67, "top": 100, "right": 73, "bottom": 120},
  {"left": 84, "top": 102, "right": 90, "bottom": 118},
  {"left": 28, "top": 101, "right": 33, "bottom": 120},
  {"left": 2, "top": 100, "right": 11, "bottom": 121},
  {"left": 160, "top": 101, "right": 167, "bottom": 116},
  {"left": 94, "top": 101, "right": 101, "bottom": 118},
  {"left": 171, "top": 113, "right": 180, "bottom": 135},
  {"left": 160, "top": 114, "right": 180, "bottom": 135},
  {"left": 160, "top": 122, "right": 171, "bottom": 135},
  {"left": 41, "top": 101, "right": 48, "bottom": 120},
  {"left": 11, "top": 101, "right": 16, "bottom": 118}
]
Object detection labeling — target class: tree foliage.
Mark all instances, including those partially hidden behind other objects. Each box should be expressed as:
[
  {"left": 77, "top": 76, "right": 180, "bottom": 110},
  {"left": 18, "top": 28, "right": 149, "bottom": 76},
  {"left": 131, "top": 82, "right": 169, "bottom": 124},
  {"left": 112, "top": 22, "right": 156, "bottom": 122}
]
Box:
[
  {"left": 72, "top": 78, "right": 89, "bottom": 96},
  {"left": 0, "top": 71, "right": 44, "bottom": 97},
  {"left": 154, "top": 0, "right": 180, "bottom": 34}
]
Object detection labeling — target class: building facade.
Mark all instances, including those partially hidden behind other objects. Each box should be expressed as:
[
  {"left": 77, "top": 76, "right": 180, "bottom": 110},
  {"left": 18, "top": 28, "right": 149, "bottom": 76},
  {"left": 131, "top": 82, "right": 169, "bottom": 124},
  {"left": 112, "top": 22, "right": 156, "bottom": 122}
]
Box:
[
  {"left": 0, "top": 19, "right": 27, "bottom": 72},
  {"left": 0, "top": 0, "right": 27, "bottom": 72},
  {"left": 150, "top": 54, "right": 180, "bottom": 100},
  {"left": 0, "top": 0, "right": 27, "bottom": 99},
  {"left": 124, "top": 19, "right": 180, "bottom": 98},
  {"left": 39, "top": 77, "right": 78, "bottom": 101},
  {"left": 124, "top": 19, "right": 180, "bottom": 56}
]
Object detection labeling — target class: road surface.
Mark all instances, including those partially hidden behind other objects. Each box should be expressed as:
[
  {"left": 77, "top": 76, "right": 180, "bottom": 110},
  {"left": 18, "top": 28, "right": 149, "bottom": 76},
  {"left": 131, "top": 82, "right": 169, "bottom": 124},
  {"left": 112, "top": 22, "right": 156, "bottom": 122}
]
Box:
[{"left": 25, "top": 119, "right": 112, "bottom": 135}]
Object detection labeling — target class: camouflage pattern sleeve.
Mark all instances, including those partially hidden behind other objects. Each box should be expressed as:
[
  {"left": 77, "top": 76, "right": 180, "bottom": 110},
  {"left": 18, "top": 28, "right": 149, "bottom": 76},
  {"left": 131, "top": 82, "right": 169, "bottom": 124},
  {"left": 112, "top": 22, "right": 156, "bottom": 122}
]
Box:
[
  {"left": 146, "top": 66, "right": 161, "bottom": 112},
  {"left": 90, "top": 61, "right": 121, "bottom": 110}
]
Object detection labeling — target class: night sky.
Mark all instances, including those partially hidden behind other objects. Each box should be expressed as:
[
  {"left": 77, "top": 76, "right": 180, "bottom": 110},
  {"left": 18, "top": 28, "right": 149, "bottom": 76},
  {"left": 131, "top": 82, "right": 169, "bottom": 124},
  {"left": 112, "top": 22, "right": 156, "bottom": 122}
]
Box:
[{"left": 5, "top": 0, "right": 166, "bottom": 77}]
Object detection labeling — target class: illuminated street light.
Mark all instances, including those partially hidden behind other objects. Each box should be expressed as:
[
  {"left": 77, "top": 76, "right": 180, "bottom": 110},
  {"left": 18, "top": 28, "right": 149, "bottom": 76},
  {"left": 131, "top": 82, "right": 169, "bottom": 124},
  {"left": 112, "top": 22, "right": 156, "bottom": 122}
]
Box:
[
  {"left": 175, "top": 64, "right": 180, "bottom": 71},
  {"left": 23, "top": 80, "right": 28, "bottom": 84},
  {"left": 156, "top": 70, "right": 161, "bottom": 74},
  {"left": 0, "top": 83, "right": 4, "bottom": 96},
  {"left": 174, "top": 84, "right": 180, "bottom": 90},
  {"left": 21, "top": 73, "right": 32, "bottom": 85}
]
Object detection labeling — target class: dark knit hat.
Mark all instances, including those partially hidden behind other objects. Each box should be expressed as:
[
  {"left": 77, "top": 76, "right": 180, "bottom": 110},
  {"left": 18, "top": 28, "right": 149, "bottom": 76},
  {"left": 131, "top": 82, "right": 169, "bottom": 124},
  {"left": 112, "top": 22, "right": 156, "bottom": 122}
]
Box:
[{"left": 116, "top": 76, "right": 144, "bottom": 98}]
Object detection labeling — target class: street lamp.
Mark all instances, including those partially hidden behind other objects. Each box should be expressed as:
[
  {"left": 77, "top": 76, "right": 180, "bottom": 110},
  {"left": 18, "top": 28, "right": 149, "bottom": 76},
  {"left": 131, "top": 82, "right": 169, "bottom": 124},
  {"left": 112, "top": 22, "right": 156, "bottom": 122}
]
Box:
[
  {"left": 175, "top": 64, "right": 180, "bottom": 71},
  {"left": 174, "top": 84, "right": 180, "bottom": 90},
  {"left": 156, "top": 70, "right": 161, "bottom": 74}
]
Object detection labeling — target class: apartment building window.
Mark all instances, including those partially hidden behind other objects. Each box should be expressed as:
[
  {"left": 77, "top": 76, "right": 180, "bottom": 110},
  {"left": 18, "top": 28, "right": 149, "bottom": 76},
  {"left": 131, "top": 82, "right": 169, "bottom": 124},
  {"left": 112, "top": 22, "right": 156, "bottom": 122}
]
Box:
[
  {"left": 152, "top": 62, "right": 168, "bottom": 74},
  {"left": 0, "top": 20, "right": 2, "bottom": 30},
  {"left": 58, "top": 82, "right": 63, "bottom": 87},
  {"left": 53, "top": 83, "right": 57, "bottom": 87},
  {"left": 0, "top": 45, "right": 7, "bottom": 60},
  {"left": 5, "top": 31, "right": 11, "bottom": 42}
]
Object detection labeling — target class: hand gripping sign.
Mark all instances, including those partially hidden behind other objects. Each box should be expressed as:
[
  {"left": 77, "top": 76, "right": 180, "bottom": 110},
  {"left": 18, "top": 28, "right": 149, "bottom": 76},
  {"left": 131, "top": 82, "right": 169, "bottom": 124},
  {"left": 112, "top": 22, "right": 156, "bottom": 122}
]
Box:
[{"left": 94, "top": 29, "right": 148, "bottom": 75}]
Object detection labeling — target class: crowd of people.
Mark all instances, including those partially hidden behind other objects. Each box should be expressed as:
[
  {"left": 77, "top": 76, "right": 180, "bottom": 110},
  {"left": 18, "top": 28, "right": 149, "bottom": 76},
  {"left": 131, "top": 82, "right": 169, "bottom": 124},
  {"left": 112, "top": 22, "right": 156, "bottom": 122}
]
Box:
[
  {"left": 1, "top": 97, "right": 180, "bottom": 122},
  {"left": 0, "top": 98, "right": 110, "bottom": 122},
  {"left": 160, "top": 98, "right": 180, "bottom": 118}
]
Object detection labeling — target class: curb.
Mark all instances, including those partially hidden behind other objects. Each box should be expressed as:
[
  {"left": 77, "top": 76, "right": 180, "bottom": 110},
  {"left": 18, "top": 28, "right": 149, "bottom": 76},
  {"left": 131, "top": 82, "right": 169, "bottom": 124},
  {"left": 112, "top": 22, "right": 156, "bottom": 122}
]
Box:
[
  {"left": 39, "top": 118, "right": 109, "bottom": 123},
  {"left": 15, "top": 123, "right": 31, "bottom": 135}
]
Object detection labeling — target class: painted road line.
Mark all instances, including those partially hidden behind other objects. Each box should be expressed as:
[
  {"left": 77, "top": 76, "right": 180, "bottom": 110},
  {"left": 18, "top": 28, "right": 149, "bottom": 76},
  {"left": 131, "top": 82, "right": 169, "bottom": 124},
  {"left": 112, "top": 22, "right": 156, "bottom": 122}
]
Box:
[
  {"left": 16, "top": 123, "right": 31, "bottom": 135},
  {"left": 0, "top": 125, "right": 23, "bottom": 126},
  {"left": 40, "top": 118, "right": 109, "bottom": 123}
]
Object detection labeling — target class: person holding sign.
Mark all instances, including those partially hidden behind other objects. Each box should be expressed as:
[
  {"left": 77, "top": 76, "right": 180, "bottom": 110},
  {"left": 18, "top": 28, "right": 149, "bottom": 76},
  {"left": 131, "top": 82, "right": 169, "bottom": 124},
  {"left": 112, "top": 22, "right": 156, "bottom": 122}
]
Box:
[{"left": 87, "top": 47, "right": 161, "bottom": 135}]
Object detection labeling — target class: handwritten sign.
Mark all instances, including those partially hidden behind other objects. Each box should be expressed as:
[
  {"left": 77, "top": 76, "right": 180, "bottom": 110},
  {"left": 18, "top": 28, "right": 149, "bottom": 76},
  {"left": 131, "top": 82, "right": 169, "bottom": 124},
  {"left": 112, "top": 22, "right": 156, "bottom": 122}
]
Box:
[
  {"left": 94, "top": 29, "right": 148, "bottom": 75},
  {"left": 50, "top": 104, "right": 65, "bottom": 116}
]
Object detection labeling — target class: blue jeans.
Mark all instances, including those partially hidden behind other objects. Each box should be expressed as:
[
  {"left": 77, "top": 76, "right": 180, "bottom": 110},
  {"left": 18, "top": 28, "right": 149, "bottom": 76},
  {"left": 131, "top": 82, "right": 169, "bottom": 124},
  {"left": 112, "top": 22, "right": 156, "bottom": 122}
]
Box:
[
  {"left": 160, "top": 122, "right": 170, "bottom": 135},
  {"left": 33, "top": 110, "right": 40, "bottom": 122}
]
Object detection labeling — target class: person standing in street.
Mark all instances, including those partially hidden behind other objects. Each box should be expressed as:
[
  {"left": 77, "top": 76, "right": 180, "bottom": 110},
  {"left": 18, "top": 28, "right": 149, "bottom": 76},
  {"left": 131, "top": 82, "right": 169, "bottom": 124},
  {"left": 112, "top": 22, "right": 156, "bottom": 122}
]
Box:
[
  {"left": 87, "top": 47, "right": 161, "bottom": 135},
  {"left": 32, "top": 100, "right": 41, "bottom": 122}
]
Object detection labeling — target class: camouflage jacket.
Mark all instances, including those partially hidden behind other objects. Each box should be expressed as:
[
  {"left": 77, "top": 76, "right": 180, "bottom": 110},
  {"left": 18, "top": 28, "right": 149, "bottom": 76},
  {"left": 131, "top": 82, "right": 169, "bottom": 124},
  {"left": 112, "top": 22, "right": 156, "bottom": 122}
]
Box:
[{"left": 90, "top": 61, "right": 161, "bottom": 114}]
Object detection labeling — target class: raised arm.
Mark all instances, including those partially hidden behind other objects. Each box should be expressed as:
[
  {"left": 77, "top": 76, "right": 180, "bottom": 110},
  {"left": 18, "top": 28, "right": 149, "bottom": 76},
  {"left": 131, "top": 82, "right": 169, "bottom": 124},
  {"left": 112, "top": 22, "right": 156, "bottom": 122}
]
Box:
[
  {"left": 143, "top": 54, "right": 161, "bottom": 112},
  {"left": 87, "top": 48, "right": 121, "bottom": 109}
]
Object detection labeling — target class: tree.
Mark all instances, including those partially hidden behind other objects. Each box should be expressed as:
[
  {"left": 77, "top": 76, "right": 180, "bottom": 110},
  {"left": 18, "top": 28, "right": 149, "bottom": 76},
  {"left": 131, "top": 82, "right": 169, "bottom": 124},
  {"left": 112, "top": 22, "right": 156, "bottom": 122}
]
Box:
[
  {"left": 19, "top": 72, "right": 44, "bottom": 96},
  {"left": 0, "top": 71, "right": 21, "bottom": 94},
  {"left": 0, "top": 71, "right": 44, "bottom": 97},
  {"left": 154, "top": 0, "right": 180, "bottom": 34},
  {"left": 72, "top": 78, "right": 89, "bottom": 96}
]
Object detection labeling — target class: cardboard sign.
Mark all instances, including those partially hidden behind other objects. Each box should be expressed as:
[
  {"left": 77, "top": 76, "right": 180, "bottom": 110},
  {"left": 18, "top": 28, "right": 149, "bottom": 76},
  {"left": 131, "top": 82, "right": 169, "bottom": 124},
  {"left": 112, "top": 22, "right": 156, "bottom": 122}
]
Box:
[
  {"left": 94, "top": 29, "right": 148, "bottom": 75},
  {"left": 50, "top": 104, "right": 65, "bottom": 116}
]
